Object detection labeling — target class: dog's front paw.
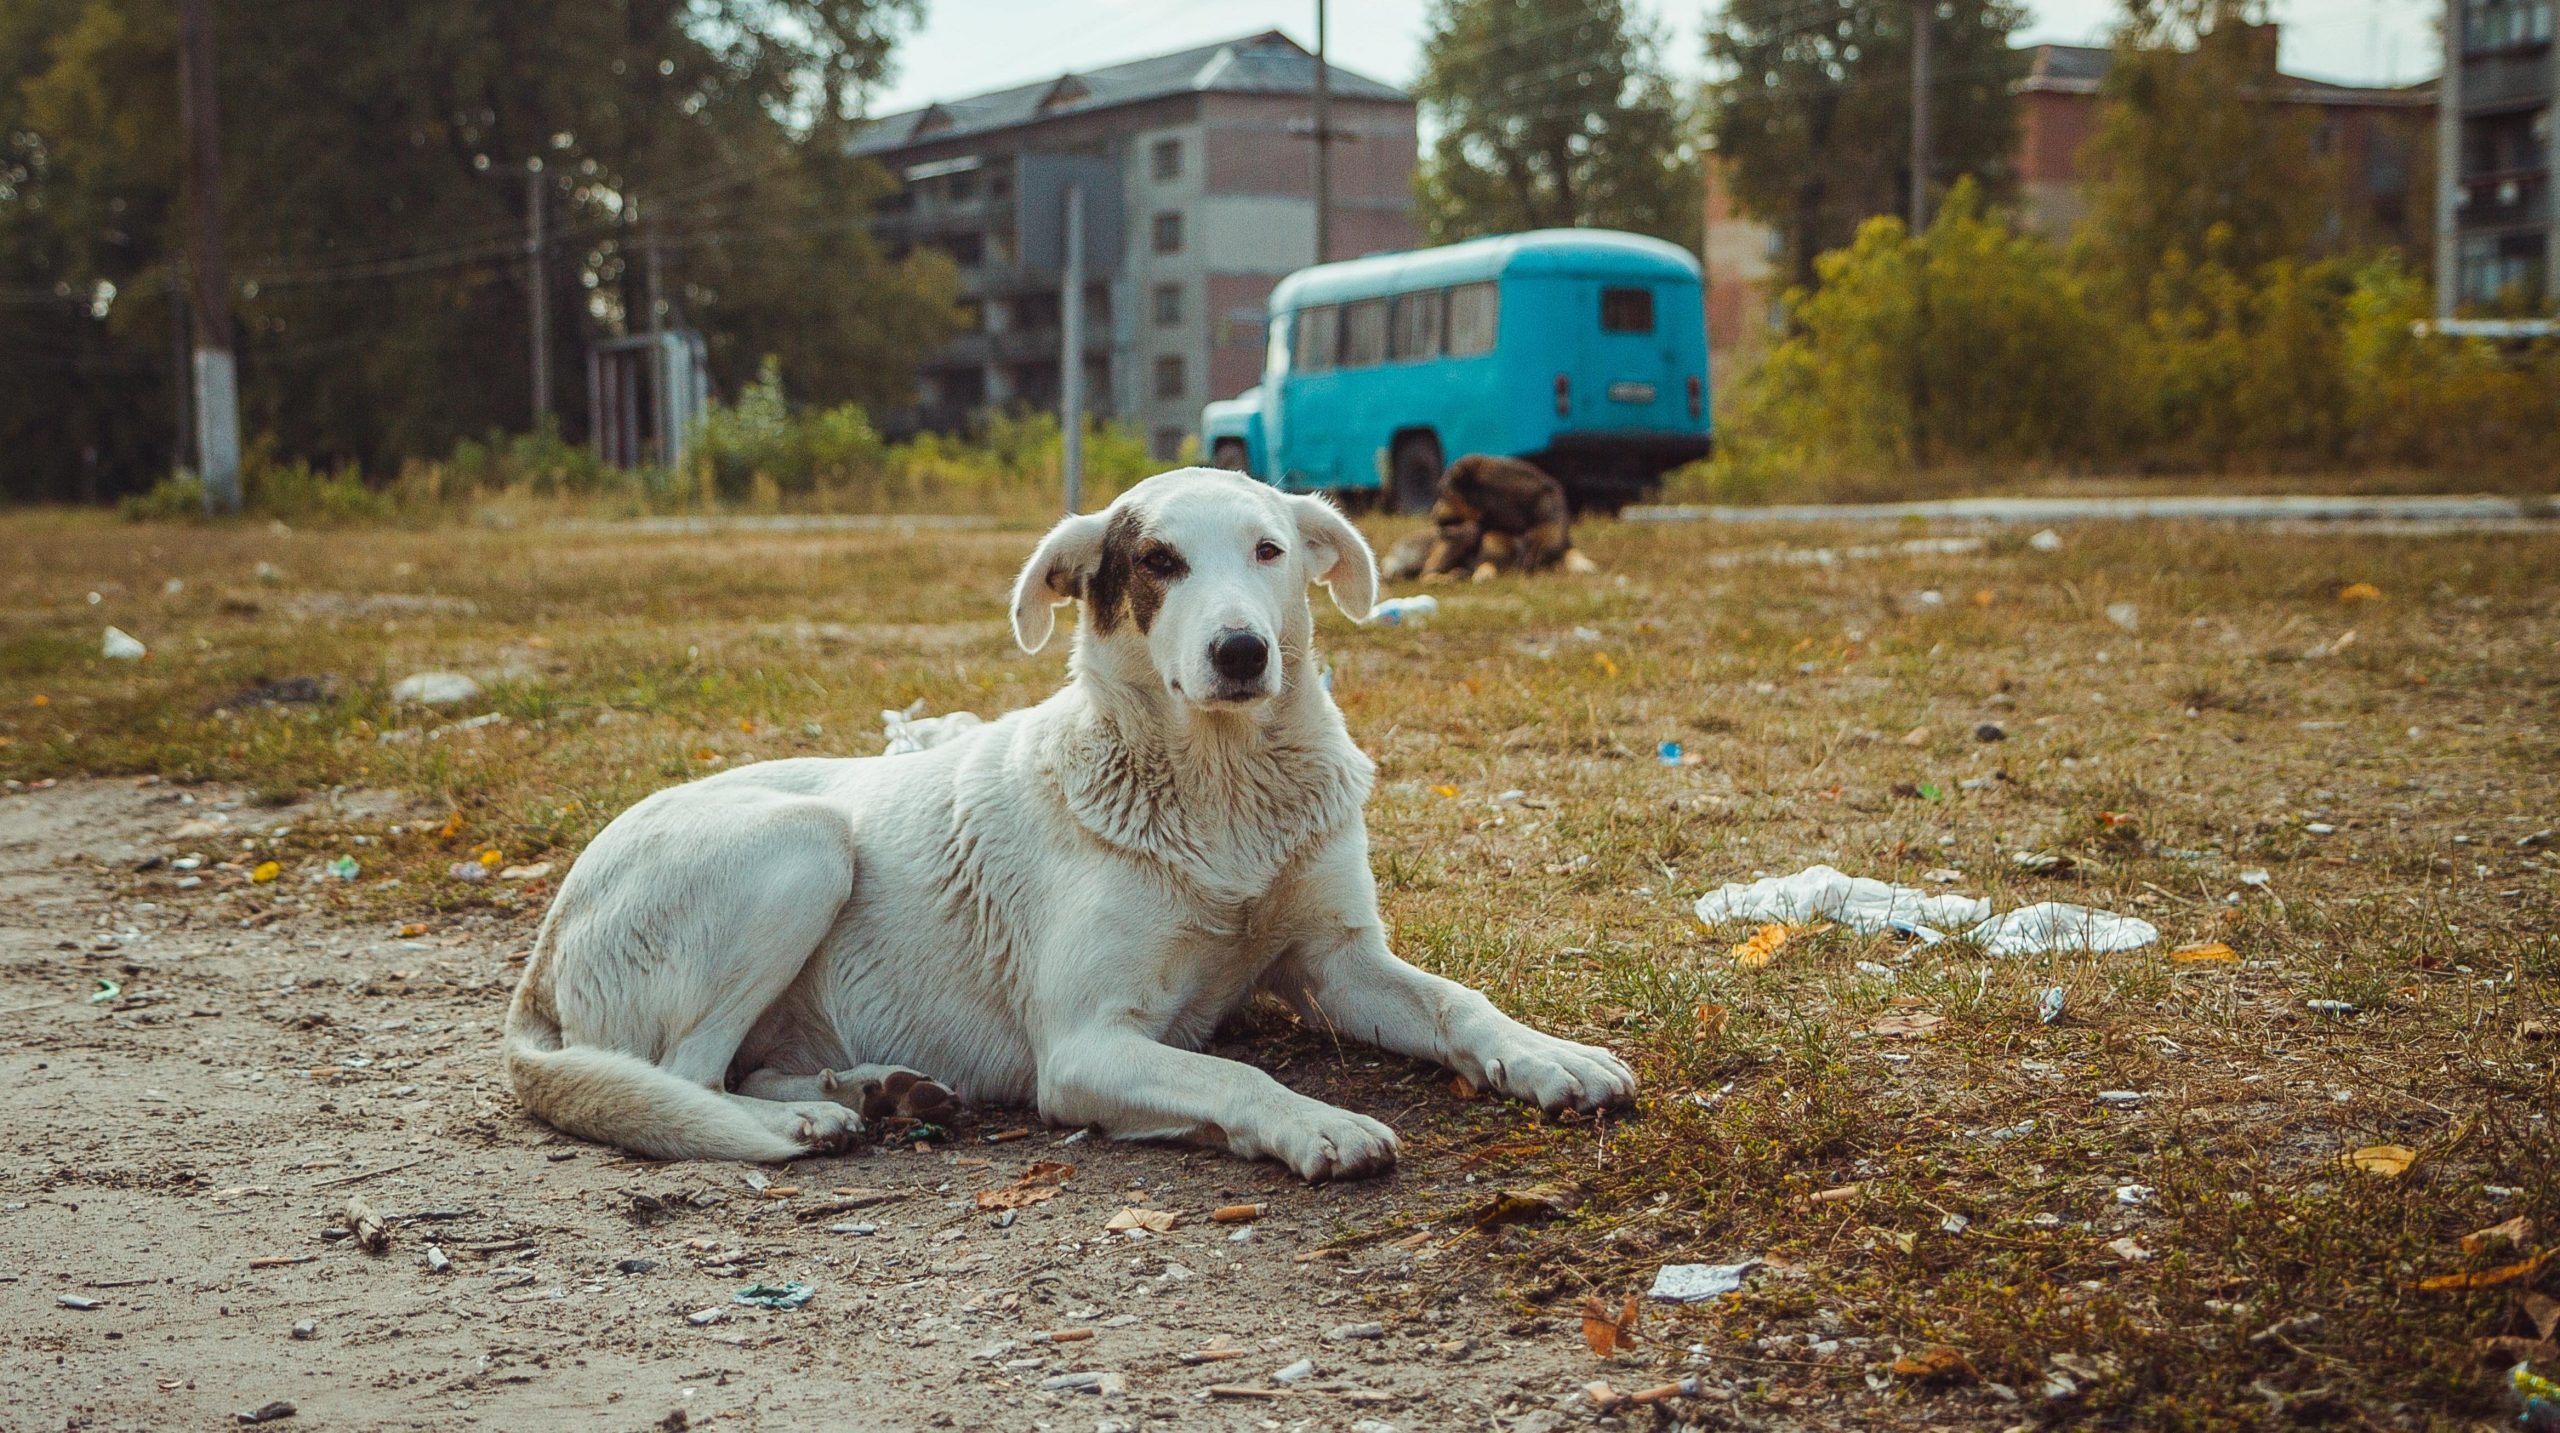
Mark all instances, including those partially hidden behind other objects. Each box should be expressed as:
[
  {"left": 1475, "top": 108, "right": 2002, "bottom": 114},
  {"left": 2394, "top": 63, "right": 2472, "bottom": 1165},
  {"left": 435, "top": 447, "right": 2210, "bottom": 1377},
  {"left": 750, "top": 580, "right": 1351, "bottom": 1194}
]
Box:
[
  {"left": 1482, "top": 1036, "right": 1637, "bottom": 1115},
  {"left": 1253, "top": 1106, "right": 1399, "bottom": 1183},
  {"left": 782, "top": 1101, "right": 867, "bottom": 1154}
]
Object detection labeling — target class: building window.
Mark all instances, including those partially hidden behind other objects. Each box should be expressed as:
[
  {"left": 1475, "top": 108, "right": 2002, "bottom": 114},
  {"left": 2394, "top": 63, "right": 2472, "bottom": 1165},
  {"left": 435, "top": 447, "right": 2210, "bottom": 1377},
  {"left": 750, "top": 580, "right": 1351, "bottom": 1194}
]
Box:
[
  {"left": 1389, "top": 289, "right": 1444, "bottom": 360},
  {"left": 1601, "top": 286, "right": 1655, "bottom": 334},
  {"left": 1446, "top": 282, "right": 1501, "bottom": 356},
  {"left": 1153, "top": 427, "right": 1187, "bottom": 461},
  {"left": 1152, "top": 211, "right": 1183, "bottom": 254},
  {"left": 1340, "top": 298, "right": 1389, "bottom": 367},
  {"left": 1154, "top": 354, "right": 1186, "bottom": 400},
  {"left": 1293, "top": 305, "right": 1339, "bottom": 372},
  {"left": 1153, "top": 283, "right": 1183, "bottom": 327},
  {"left": 1151, "top": 138, "right": 1182, "bottom": 181}
]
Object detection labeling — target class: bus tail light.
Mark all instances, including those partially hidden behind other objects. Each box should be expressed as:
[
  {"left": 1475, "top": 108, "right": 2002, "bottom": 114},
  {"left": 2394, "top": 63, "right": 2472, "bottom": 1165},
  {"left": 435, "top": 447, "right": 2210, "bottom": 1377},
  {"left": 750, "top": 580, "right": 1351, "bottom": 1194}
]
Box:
[
  {"left": 1686, "top": 375, "right": 1704, "bottom": 420},
  {"left": 1553, "top": 374, "right": 1571, "bottom": 418}
]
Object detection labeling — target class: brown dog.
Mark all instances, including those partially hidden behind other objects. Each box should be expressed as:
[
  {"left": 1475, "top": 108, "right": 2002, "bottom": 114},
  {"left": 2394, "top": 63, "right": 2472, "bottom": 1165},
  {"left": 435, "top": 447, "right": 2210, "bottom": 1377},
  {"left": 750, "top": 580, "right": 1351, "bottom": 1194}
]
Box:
[{"left": 1380, "top": 455, "right": 1596, "bottom": 583}]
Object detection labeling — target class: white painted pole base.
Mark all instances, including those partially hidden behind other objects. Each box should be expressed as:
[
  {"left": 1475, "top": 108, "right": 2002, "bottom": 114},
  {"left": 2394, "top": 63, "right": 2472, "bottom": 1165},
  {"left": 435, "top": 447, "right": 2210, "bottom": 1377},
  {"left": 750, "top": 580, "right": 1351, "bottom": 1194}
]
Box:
[{"left": 192, "top": 347, "right": 242, "bottom": 514}]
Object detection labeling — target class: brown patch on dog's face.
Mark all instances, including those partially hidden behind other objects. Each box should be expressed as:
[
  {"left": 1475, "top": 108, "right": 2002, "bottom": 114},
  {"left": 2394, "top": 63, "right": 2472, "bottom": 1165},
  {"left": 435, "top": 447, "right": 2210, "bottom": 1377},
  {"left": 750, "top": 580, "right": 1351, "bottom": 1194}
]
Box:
[{"left": 1084, "top": 507, "right": 1188, "bottom": 635}]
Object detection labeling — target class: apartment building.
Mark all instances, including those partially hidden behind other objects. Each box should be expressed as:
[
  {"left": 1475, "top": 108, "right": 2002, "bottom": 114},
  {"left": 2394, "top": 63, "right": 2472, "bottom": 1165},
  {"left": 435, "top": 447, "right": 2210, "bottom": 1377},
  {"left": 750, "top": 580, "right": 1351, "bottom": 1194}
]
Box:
[
  {"left": 2446, "top": 0, "right": 2559, "bottom": 307},
  {"left": 854, "top": 31, "right": 1420, "bottom": 457}
]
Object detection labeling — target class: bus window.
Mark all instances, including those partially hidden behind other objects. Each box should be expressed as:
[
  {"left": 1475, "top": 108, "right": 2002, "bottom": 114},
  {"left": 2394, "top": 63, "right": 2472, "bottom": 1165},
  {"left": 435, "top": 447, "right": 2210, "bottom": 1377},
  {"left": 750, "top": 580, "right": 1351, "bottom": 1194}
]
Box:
[
  {"left": 1341, "top": 298, "right": 1389, "bottom": 367},
  {"left": 1294, "top": 305, "right": 1339, "bottom": 372},
  {"left": 1446, "top": 282, "right": 1500, "bottom": 356},
  {"left": 1389, "top": 289, "right": 1443, "bottom": 360},
  {"left": 1600, "top": 286, "right": 1654, "bottom": 334}
]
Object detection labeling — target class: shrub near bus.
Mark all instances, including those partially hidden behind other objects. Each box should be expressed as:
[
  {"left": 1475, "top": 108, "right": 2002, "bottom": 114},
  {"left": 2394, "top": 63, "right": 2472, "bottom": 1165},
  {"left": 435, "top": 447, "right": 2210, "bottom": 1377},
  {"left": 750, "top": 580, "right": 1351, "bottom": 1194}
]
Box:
[{"left": 1202, "top": 229, "right": 1711, "bottom": 513}]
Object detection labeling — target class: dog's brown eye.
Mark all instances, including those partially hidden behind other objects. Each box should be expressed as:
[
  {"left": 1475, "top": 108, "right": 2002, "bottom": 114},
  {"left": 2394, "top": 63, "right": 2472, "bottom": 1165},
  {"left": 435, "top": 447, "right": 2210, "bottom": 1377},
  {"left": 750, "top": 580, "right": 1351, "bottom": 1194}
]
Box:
[
  {"left": 1142, "top": 549, "right": 1182, "bottom": 577},
  {"left": 1254, "top": 540, "right": 1283, "bottom": 563}
]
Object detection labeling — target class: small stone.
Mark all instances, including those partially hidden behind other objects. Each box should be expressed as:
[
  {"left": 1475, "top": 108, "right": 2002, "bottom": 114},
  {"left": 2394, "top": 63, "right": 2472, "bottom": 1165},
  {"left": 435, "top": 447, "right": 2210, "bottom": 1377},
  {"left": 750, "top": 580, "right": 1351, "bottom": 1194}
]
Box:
[
  {"left": 290, "top": 1320, "right": 316, "bottom": 1340},
  {"left": 237, "top": 1401, "right": 297, "bottom": 1425},
  {"left": 1325, "top": 1321, "right": 1385, "bottom": 1341},
  {"left": 686, "top": 1307, "right": 725, "bottom": 1327},
  {"left": 616, "top": 1258, "right": 657, "bottom": 1274},
  {"left": 1274, "top": 1358, "right": 1316, "bottom": 1385},
  {"left": 391, "top": 672, "right": 481, "bottom": 706},
  {"left": 1974, "top": 721, "right": 2007, "bottom": 742},
  {"left": 57, "top": 1294, "right": 101, "bottom": 1310}
]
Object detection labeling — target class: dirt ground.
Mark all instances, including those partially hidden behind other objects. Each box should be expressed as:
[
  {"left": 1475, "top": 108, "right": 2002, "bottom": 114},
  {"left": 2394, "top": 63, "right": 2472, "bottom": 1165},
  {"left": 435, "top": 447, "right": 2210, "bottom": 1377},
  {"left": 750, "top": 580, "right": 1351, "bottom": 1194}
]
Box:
[
  {"left": 0, "top": 778, "right": 1698, "bottom": 1433},
  {"left": 2, "top": 508, "right": 2557, "bottom": 1431}
]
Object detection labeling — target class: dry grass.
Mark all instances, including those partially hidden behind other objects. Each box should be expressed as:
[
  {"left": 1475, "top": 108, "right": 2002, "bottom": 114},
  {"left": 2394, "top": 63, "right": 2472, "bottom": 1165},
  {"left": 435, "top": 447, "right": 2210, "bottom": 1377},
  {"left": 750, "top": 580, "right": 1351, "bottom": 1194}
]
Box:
[{"left": 3, "top": 506, "right": 2555, "bottom": 1426}]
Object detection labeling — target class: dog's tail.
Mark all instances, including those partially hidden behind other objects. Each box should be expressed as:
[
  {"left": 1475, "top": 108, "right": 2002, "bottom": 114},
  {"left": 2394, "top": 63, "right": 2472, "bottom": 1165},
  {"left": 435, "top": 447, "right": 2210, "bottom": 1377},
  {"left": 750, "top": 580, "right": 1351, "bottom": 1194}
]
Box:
[{"left": 502, "top": 986, "right": 807, "bottom": 1163}]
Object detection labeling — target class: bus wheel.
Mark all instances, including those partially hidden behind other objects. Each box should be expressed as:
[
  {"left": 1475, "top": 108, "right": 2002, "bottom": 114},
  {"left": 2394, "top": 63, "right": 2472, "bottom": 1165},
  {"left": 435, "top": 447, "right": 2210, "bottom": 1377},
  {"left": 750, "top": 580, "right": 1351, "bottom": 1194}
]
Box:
[
  {"left": 1211, "top": 439, "right": 1249, "bottom": 472},
  {"left": 1389, "top": 433, "right": 1442, "bottom": 515}
]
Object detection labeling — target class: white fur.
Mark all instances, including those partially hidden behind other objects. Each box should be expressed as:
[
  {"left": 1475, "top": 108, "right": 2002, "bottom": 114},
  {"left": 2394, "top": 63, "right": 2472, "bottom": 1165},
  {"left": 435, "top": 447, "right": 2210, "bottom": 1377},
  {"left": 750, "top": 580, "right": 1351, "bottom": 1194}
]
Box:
[{"left": 502, "top": 467, "right": 1636, "bottom": 1178}]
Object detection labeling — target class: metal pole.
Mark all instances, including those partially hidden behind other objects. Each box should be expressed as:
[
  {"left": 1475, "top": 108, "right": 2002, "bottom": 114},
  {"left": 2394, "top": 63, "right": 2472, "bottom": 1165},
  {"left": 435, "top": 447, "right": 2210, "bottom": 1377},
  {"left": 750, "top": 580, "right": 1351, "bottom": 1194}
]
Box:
[
  {"left": 1909, "top": 0, "right": 1933, "bottom": 231},
  {"left": 1313, "top": 0, "right": 1332, "bottom": 264},
  {"left": 644, "top": 209, "right": 670, "bottom": 467},
  {"left": 1061, "top": 183, "right": 1085, "bottom": 514},
  {"left": 178, "top": 0, "right": 240, "bottom": 513},
  {"left": 2547, "top": 5, "right": 2559, "bottom": 308},
  {"left": 526, "top": 161, "right": 551, "bottom": 429},
  {"left": 2435, "top": 0, "right": 2461, "bottom": 320}
]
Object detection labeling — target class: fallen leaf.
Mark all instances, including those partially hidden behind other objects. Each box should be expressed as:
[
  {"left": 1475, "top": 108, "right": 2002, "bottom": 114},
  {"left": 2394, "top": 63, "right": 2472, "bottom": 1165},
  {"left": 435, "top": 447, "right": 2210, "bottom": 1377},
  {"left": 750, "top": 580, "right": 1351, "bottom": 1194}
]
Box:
[
  {"left": 1449, "top": 1074, "right": 1478, "bottom": 1099},
  {"left": 2342, "top": 1144, "right": 2416, "bottom": 1178},
  {"left": 1591, "top": 652, "right": 1618, "bottom": 678},
  {"left": 2526, "top": 1290, "right": 2560, "bottom": 1341},
  {"left": 2475, "top": 1334, "right": 2560, "bottom": 1366},
  {"left": 1727, "top": 922, "right": 1795, "bottom": 970},
  {"left": 397, "top": 922, "right": 429, "bottom": 938},
  {"left": 1868, "top": 1012, "right": 1945, "bottom": 1039},
  {"left": 250, "top": 861, "right": 280, "bottom": 884},
  {"left": 2338, "top": 582, "right": 2382, "bottom": 602},
  {"left": 1891, "top": 1346, "right": 1978, "bottom": 1382},
  {"left": 1691, "top": 1002, "right": 1728, "bottom": 1043},
  {"left": 2462, "top": 1216, "right": 2534, "bottom": 1257},
  {"left": 976, "top": 1184, "right": 1061, "bottom": 1211},
  {"left": 1431, "top": 784, "right": 1459, "bottom": 799},
  {"left": 2415, "top": 1248, "right": 2554, "bottom": 1291},
  {"left": 436, "top": 811, "right": 463, "bottom": 839},
  {"left": 1580, "top": 1293, "right": 1640, "bottom": 1357},
  {"left": 1105, "top": 1207, "right": 1178, "bottom": 1234},
  {"left": 2170, "top": 941, "right": 2238, "bottom": 964},
  {"left": 1016, "top": 1161, "right": 1075, "bottom": 1186},
  {"left": 1472, "top": 1182, "right": 1583, "bottom": 1229}
]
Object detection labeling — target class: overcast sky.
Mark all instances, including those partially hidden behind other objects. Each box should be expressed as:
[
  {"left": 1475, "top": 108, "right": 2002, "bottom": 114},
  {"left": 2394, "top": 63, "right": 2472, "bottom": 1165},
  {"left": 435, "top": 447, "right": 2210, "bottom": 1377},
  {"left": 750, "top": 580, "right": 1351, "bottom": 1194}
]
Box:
[{"left": 867, "top": 0, "right": 2441, "bottom": 117}]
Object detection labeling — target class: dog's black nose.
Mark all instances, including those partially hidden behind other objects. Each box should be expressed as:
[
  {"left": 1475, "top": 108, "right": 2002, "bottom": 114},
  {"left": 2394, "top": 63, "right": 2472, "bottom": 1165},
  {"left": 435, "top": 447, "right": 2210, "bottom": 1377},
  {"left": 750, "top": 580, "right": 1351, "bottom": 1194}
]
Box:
[{"left": 1210, "top": 630, "right": 1269, "bottom": 682}]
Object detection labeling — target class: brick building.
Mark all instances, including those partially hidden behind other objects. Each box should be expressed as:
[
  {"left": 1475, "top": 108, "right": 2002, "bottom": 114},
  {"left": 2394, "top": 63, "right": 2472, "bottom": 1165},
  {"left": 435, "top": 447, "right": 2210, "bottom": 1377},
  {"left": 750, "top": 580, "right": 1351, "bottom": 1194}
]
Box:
[{"left": 854, "top": 31, "right": 1419, "bottom": 457}]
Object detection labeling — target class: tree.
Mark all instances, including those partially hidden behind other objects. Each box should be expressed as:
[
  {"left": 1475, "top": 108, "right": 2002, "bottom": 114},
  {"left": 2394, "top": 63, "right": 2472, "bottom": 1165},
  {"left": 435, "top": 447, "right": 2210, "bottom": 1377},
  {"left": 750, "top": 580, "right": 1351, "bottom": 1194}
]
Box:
[
  {"left": 0, "top": 0, "right": 954, "bottom": 502},
  {"left": 2077, "top": 0, "right": 2333, "bottom": 291},
  {"left": 1412, "top": 0, "right": 1700, "bottom": 250},
  {"left": 1705, "top": 0, "right": 2028, "bottom": 287}
]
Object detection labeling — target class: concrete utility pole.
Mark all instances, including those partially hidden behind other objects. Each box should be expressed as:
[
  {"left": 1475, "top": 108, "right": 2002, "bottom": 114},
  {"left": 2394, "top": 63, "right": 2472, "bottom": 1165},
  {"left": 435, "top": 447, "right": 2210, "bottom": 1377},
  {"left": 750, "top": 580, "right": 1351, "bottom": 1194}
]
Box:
[
  {"left": 1060, "top": 183, "right": 1086, "bottom": 515},
  {"left": 1909, "top": 0, "right": 1933, "bottom": 231},
  {"left": 1312, "top": 0, "right": 1332, "bottom": 264},
  {"left": 2435, "top": 0, "right": 2461, "bottom": 319},
  {"left": 177, "top": 0, "right": 240, "bottom": 513},
  {"left": 525, "top": 160, "right": 551, "bottom": 429}
]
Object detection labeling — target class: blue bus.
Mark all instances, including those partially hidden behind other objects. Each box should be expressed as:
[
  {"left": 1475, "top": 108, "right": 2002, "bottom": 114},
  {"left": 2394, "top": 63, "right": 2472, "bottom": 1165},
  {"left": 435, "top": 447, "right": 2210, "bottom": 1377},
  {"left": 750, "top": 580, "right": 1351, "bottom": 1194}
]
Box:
[{"left": 1200, "top": 229, "right": 1710, "bottom": 513}]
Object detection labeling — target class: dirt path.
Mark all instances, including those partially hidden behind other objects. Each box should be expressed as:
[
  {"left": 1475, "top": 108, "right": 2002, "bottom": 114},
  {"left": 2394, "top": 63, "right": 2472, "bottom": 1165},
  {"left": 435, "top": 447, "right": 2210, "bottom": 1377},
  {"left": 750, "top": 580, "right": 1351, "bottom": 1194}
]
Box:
[{"left": 0, "top": 780, "right": 1708, "bottom": 1433}]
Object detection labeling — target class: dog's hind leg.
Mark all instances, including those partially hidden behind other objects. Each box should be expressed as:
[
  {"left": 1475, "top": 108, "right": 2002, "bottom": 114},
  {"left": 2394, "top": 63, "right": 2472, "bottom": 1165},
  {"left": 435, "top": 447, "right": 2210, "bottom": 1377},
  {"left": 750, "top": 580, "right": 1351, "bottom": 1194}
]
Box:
[
  {"left": 507, "top": 792, "right": 869, "bottom": 1162},
  {"left": 738, "top": 1065, "right": 958, "bottom": 1123}
]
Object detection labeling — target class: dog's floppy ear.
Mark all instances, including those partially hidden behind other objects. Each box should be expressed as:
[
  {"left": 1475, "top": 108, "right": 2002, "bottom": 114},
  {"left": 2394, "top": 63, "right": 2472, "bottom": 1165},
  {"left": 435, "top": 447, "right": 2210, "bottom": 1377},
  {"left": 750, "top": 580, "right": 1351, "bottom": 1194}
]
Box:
[
  {"left": 1289, "top": 494, "right": 1377, "bottom": 623},
  {"left": 1009, "top": 510, "right": 1107, "bottom": 653}
]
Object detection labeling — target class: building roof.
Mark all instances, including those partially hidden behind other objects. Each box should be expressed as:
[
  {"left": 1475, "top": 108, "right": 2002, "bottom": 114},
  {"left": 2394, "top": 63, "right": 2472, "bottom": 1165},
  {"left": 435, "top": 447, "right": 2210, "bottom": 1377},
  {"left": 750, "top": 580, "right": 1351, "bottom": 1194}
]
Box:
[
  {"left": 2019, "top": 41, "right": 2434, "bottom": 107},
  {"left": 855, "top": 30, "right": 1408, "bottom": 155}
]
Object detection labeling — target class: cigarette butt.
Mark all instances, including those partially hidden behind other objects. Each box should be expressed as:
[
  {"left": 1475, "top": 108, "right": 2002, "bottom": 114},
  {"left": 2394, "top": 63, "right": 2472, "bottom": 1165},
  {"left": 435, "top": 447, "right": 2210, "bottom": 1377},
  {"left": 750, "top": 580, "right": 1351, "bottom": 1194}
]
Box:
[
  {"left": 247, "top": 1255, "right": 316, "bottom": 1269},
  {"left": 1205, "top": 1385, "right": 1290, "bottom": 1399},
  {"left": 984, "top": 1128, "right": 1032, "bottom": 1143},
  {"left": 1042, "top": 1327, "right": 1094, "bottom": 1344},
  {"left": 1810, "top": 1183, "right": 1862, "bottom": 1203},
  {"left": 1210, "top": 1203, "right": 1265, "bottom": 1223},
  {"left": 1180, "top": 1347, "right": 1250, "bottom": 1364}
]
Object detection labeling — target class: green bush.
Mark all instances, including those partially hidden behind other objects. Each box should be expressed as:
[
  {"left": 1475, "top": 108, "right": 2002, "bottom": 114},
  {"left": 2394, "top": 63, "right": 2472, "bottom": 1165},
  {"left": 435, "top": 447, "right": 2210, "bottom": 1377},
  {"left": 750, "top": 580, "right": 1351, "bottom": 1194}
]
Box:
[{"left": 1695, "top": 184, "right": 2560, "bottom": 491}]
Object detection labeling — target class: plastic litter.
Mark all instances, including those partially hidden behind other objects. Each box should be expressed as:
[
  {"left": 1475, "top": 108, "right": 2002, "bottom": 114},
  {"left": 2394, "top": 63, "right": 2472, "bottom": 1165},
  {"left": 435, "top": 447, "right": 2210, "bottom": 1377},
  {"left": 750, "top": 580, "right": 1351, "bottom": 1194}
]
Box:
[
  {"left": 1969, "top": 904, "right": 2161, "bottom": 958},
  {"left": 1650, "top": 1259, "right": 1761, "bottom": 1302},
  {"left": 102, "top": 626, "right": 146, "bottom": 660},
  {"left": 326, "top": 855, "right": 360, "bottom": 882},
  {"left": 880, "top": 698, "right": 984, "bottom": 756},
  {"left": 2038, "top": 986, "right": 2068, "bottom": 1023},
  {"left": 89, "top": 978, "right": 120, "bottom": 1004},
  {"left": 391, "top": 672, "right": 481, "bottom": 706},
  {"left": 1368, "top": 594, "right": 1438, "bottom": 625},
  {"left": 731, "top": 1281, "right": 814, "bottom": 1310},
  {"left": 1693, "top": 865, "right": 1989, "bottom": 943},
  {"left": 1657, "top": 741, "right": 1682, "bottom": 766},
  {"left": 2028, "top": 529, "right": 2064, "bottom": 552},
  {"left": 1695, "top": 865, "right": 2158, "bottom": 956}
]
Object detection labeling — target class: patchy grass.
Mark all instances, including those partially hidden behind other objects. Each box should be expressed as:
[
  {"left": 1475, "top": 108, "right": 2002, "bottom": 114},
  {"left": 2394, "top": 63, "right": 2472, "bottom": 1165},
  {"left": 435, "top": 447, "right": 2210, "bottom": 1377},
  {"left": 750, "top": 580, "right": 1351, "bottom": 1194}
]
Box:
[{"left": 2, "top": 506, "right": 2555, "bottom": 1425}]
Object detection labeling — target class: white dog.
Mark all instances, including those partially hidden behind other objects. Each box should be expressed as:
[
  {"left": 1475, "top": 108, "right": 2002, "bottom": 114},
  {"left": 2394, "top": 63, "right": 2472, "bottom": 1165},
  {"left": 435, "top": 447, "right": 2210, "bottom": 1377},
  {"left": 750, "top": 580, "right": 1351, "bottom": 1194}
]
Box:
[{"left": 502, "top": 468, "right": 1636, "bottom": 1180}]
